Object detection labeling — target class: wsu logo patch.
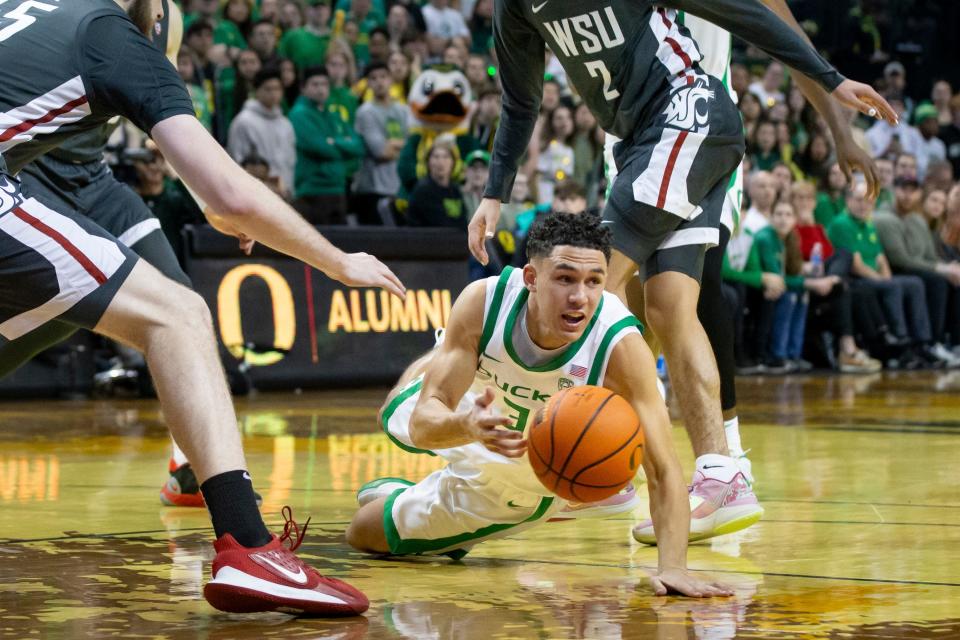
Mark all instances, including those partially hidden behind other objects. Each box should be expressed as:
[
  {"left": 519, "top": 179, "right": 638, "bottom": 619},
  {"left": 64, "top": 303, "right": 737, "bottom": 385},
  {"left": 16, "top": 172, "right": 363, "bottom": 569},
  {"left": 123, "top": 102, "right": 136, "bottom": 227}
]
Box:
[
  {"left": 663, "top": 80, "right": 714, "bottom": 133},
  {"left": 0, "top": 175, "right": 23, "bottom": 214}
]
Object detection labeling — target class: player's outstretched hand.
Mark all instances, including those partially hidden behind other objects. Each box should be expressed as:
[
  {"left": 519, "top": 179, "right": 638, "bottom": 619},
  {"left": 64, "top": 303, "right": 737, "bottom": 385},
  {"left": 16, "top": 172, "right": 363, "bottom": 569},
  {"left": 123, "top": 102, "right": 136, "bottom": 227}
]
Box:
[
  {"left": 331, "top": 252, "right": 406, "bottom": 299},
  {"left": 832, "top": 80, "right": 898, "bottom": 125},
  {"left": 468, "top": 198, "right": 503, "bottom": 266},
  {"left": 650, "top": 568, "right": 734, "bottom": 598},
  {"left": 467, "top": 387, "right": 527, "bottom": 458}
]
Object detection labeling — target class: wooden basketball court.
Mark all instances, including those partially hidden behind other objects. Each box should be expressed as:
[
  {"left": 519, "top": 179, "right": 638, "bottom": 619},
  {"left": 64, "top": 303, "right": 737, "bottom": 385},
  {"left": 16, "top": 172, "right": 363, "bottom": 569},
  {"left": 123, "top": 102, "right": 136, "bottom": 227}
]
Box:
[{"left": 1, "top": 371, "right": 958, "bottom": 639}]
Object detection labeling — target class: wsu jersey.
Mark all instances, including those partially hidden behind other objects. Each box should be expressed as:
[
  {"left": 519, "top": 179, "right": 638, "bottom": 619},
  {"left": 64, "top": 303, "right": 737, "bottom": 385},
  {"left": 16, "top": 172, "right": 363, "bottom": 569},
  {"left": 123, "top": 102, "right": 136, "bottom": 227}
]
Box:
[
  {"left": 0, "top": 0, "right": 193, "bottom": 176},
  {"left": 485, "top": 0, "right": 844, "bottom": 201}
]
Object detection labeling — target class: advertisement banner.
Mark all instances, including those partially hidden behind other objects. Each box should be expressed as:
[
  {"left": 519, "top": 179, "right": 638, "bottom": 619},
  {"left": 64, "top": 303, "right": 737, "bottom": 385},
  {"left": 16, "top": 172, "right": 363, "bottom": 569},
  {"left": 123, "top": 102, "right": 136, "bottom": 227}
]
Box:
[{"left": 186, "top": 227, "right": 471, "bottom": 389}]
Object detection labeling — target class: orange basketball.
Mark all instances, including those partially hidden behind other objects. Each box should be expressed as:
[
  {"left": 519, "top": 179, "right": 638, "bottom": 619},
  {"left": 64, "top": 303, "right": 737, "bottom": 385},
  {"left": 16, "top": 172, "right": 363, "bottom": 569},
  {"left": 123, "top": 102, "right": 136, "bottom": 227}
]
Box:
[{"left": 528, "top": 385, "right": 644, "bottom": 503}]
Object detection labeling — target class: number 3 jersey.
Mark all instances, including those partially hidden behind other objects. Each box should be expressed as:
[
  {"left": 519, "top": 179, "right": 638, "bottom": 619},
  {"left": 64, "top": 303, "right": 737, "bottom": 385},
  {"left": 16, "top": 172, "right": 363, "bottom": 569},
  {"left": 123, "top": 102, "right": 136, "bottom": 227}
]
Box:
[
  {"left": 383, "top": 266, "right": 641, "bottom": 496},
  {"left": 485, "top": 0, "right": 844, "bottom": 201},
  {"left": 0, "top": 0, "right": 193, "bottom": 178}
]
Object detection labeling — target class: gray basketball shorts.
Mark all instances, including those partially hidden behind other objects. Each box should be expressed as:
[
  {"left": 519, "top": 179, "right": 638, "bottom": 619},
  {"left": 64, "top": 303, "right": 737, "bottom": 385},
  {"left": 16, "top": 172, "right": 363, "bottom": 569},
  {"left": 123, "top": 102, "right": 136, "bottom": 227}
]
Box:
[
  {"left": 603, "top": 72, "right": 744, "bottom": 283},
  {"left": 18, "top": 155, "right": 189, "bottom": 287},
  {"left": 0, "top": 170, "right": 138, "bottom": 344}
]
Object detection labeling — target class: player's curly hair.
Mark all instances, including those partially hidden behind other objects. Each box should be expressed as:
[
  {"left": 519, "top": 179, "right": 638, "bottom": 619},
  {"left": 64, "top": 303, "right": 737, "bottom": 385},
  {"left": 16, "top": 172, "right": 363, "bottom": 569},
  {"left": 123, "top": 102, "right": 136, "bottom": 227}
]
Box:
[{"left": 525, "top": 211, "right": 612, "bottom": 262}]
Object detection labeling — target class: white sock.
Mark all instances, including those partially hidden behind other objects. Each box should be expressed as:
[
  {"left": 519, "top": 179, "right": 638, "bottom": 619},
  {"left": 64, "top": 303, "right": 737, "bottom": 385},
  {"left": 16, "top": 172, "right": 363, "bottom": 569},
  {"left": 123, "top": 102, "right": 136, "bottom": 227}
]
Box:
[
  {"left": 171, "top": 439, "right": 189, "bottom": 467},
  {"left": 695, "top": 453, "right": 739, "bottom": 482},
  {"left": 724, "top": 416, "right": 744, "bottom": 458}
]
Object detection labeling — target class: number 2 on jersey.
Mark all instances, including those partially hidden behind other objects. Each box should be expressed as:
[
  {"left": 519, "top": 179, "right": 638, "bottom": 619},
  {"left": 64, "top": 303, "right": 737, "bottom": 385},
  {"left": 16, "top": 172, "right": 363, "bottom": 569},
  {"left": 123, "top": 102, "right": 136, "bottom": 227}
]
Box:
[
  {"left": 585, "top": 60, "right": 619, "bottom": 101},
  {"left": 0, "top": 0, "right": 58, "bottom": 42}
]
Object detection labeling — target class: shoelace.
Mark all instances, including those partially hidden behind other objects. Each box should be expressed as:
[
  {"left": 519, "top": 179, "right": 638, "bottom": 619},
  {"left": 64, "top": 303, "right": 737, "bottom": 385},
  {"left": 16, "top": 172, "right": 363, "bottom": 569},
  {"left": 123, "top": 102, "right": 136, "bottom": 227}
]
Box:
[{"left": 278, "top": 505, "right": 311, "bottom": 551}]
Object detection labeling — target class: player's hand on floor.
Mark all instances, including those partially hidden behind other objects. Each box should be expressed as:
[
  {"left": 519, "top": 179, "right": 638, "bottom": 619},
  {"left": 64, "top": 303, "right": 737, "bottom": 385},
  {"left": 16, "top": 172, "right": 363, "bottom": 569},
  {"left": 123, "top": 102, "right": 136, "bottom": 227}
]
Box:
[
  {"left": 650, "top": 568, "right": 734, "bottom": 598},
  {"left": 468, "top": 387, "right": 527, "bottom": 458},
  {"left": 832, "top": 80, "right": 898, "bottom": 125},
  {"left": 332, "top": 252, "right": 406, "bottom": 299},
  {"left": 468, "top": 198, "right": 502, "bottom": 265}
]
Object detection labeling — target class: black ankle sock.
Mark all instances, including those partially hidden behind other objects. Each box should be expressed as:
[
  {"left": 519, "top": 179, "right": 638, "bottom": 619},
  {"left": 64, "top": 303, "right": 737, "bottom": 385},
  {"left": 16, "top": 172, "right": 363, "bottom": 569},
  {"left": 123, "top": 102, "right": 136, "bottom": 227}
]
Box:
[{"left": 201, "top": 470, "right": 272, "bottom": 548}]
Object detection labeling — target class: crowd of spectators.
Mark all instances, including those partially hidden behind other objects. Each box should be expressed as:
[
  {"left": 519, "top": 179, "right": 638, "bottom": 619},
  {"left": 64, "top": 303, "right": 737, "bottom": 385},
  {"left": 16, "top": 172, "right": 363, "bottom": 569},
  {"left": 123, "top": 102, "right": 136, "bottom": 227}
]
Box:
[
  {"left": 721, "top": 55, "right": 960, "bottom": 373},
  {"left": 116, "top": 0, "right": 960, "bottom": 375}
]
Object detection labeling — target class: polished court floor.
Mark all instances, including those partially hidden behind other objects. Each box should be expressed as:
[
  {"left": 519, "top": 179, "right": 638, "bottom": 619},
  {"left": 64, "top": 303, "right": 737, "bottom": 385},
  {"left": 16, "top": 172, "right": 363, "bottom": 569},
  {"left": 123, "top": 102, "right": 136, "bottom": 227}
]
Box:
[{"left": 1, "top": 371, "right": 958, "bottom": 639}]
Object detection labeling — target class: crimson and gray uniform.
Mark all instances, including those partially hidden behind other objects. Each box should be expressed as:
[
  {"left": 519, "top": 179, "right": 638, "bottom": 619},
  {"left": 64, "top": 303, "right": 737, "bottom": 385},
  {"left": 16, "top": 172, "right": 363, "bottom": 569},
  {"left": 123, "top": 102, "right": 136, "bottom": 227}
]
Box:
[
  {"left": 0, "top": 0, "right": 193, "bottom": 347},
  {"left": 487, "top": 0, "right": 844, "bottom": 280},
  {"left": 0, "top": 0, "right": 191, "bottom": 377},
  {"left": 18, "top": 0, "right": 183, "bottom": 279}
]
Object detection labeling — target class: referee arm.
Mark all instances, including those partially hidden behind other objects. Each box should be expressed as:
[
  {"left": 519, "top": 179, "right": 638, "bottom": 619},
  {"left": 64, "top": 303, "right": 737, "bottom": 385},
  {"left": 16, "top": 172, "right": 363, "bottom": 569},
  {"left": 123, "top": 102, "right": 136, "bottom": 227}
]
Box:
[{"left": 469, "top": 0, "right": 546, "bottom": 264}]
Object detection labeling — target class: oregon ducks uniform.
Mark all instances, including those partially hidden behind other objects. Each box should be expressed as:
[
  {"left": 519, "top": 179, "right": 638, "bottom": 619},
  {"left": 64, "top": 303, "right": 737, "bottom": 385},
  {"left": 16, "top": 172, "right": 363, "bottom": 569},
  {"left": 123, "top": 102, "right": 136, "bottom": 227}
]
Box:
[
  {"left": 487, "top": 0, "right": 843, "bottom": 281},
  {"left": 0, "top": 0, "right": 194, "bottom": 345},
  {"left": 604, "top": 14, "right": 743, "bottom": 235},
  {"left": 379, "top": 266, "right": 641, "bottom": 557}
]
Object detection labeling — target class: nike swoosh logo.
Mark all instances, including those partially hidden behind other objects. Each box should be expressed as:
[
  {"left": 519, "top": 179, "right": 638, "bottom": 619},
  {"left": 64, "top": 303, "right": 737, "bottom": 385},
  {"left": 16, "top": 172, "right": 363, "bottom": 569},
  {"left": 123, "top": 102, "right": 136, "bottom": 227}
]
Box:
[
  {"left": 702, "top": 465, "right": 724, "bottom": 470},
  {"left": 481, "top": 352, "right": 503, "bottom": 363},
  {"left": 257, "top": 556, "right": 308, "bottom": 585},
  {"left": 507, "top": 500, "right": 522, "bottom": 508},
  {"left": 532, "top": 1, "right": 547, "bottom": 13},
  {"left": 243, "top": 471, "right": 252, "bottom": 481}
]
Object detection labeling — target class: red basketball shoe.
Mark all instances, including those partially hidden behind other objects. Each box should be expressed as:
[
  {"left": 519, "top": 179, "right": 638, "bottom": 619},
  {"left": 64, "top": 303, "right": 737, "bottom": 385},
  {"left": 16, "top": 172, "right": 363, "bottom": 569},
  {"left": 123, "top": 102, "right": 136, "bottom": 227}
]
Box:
[
  {"left": 161, "top": 459, "right": 263, "bottom": 508},
  {"left": 160, "top": 459, "right": 206, "bottom": 508},
  {"left": 204, "top": 507, "right": 369, "bottom": 616}
]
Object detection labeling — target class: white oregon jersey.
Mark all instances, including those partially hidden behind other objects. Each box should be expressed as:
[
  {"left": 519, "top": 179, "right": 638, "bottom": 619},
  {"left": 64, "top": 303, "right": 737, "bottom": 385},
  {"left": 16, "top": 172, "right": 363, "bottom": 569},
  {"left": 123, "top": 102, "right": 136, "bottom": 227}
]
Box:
[
  {"left": 453, "top": 266, "right": 641, "bottom": 495},
  {"left": 603, "top": 13, "right": 743, "bottom": 233}
]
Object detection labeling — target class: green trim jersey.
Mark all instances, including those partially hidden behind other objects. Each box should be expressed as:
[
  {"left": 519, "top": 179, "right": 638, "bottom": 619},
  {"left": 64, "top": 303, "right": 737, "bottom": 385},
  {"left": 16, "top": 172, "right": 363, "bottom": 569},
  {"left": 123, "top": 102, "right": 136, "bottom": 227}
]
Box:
[
  {"left": 382, "top": 266, "right": 641, "bottom": 497},
  {"left": 603, "top": 14, "right": 743, "bottom": 233}
]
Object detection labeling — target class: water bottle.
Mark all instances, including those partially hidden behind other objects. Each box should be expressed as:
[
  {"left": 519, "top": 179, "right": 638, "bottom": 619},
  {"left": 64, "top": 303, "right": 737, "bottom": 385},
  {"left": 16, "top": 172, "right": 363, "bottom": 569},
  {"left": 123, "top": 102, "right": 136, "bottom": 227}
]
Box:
[{"left": 811, "top": 242, "right": 824, "bottom": 277}]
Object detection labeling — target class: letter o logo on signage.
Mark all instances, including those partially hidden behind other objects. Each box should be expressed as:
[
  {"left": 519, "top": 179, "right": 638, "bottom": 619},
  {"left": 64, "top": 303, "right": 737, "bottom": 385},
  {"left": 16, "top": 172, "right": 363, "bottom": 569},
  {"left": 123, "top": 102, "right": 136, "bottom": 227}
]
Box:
[{"left": 217, "top": 264, "right": 295, "bottom": 366}]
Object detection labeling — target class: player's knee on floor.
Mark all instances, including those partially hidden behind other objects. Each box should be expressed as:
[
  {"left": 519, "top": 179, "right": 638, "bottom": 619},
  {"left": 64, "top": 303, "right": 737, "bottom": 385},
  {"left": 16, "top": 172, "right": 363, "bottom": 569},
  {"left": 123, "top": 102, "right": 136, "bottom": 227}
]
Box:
[{"left": 346, "top": 499, "right": 391, "bottom": 554}]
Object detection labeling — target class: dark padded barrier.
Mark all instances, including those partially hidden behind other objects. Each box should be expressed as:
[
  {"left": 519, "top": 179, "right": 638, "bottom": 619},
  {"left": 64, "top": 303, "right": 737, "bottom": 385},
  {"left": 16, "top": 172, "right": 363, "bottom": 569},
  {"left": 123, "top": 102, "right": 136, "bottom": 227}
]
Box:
[
  {"left": 184, "top": 225, "right": 471, "bottom": 390},
  {"left": 0, "top": 333, "right": 96, "bottom": 398}
]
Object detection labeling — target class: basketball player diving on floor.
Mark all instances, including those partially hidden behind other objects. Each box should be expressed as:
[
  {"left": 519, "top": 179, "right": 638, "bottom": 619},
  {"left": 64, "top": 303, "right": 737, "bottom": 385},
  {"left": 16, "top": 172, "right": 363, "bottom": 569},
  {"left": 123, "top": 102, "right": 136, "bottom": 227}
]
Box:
[
  {"left": 468, "top": 0, "right": 897, "bottom": 544},
  {"left": 347, "top": 212, "right": 734, "bottom": 598}
]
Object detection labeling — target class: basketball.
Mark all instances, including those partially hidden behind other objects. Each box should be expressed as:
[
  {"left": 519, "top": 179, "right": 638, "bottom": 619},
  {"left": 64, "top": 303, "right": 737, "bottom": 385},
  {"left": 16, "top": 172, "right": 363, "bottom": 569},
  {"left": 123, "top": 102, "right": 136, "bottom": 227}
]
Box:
[{"left": 528, "top": 385, "right": 645, "bottom": 503}]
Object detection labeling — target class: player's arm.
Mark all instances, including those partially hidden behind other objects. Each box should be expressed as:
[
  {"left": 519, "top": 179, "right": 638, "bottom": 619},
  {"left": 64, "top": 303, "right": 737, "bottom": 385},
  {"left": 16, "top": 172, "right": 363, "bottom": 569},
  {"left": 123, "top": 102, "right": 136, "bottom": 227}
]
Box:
[
  {"left": 604, "top": 333, "right": 733, "bottom": 598},
  {"left": 409, "top": 281, "right": 525, "bottom": 457},
  {"left": 153, "top": 116, "right": 403, "bottom": 290},
  {"left": 469, "top": 0, "right": 545, "bottom": 265},
  {"left": 80, "top": 15, "right": 404, "bottom": 298},
  {"left": 664, "top": 0, "right": 897, "bottom": 124},
  {"left": 758, "top": 0, "right": 881, "bottom": 198}
]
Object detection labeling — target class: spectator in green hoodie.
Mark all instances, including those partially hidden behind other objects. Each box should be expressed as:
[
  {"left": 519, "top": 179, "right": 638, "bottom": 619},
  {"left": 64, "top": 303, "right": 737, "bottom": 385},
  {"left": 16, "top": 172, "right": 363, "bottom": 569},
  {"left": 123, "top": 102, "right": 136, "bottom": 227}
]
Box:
[
  {"left": 279, "top": 0, "right": 333, "bottom": 71},
  {"left": 289, "top": 66, "right": 365, "bottom": 224}
]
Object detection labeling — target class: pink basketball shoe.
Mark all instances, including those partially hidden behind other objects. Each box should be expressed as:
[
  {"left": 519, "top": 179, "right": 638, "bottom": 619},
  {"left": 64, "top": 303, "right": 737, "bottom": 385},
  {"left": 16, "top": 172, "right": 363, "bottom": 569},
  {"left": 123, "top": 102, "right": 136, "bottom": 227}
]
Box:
[
  {"left": 632, "top": 454, "right": 762, "bottom": 545},
  {"left": 548, "top": 483, "right": 639, "bottom": 522}
]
